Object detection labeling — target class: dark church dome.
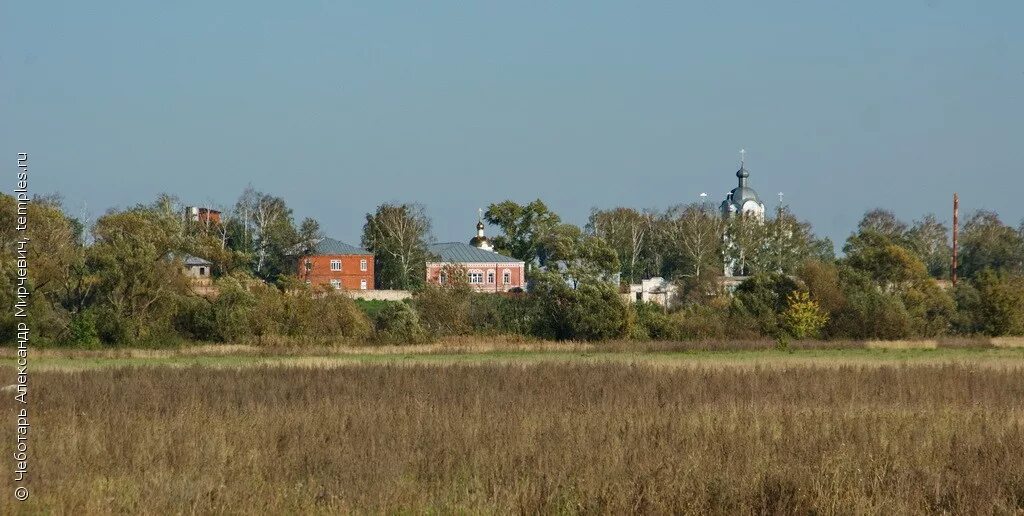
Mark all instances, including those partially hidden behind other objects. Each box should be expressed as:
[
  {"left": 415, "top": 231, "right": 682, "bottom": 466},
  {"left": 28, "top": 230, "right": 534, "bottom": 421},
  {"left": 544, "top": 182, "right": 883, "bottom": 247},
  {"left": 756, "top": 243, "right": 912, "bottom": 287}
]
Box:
[
  {"left": 720, "top": 154, "right": 765, "bottom": 217},
  {"left": 470, "top": 217, "right": 493, "bottom": 250}
]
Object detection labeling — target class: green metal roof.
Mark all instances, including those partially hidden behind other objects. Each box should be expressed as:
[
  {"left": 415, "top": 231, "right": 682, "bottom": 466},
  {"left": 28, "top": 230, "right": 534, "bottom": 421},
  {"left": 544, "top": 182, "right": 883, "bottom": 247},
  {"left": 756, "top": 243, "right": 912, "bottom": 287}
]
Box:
[
  {"left": 427, "top": 242, "right": 521, "bottom": 263},
  {"left": 311, "top": 237, "right": 371, "bottom": 256}
]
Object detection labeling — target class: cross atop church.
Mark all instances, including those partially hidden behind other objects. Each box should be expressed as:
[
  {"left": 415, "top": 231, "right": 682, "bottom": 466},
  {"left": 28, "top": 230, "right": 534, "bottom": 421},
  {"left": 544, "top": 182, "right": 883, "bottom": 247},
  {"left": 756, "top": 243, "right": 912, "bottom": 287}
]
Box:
[{"left": 739, "top": 148, "right": 746, "bottom": 167}]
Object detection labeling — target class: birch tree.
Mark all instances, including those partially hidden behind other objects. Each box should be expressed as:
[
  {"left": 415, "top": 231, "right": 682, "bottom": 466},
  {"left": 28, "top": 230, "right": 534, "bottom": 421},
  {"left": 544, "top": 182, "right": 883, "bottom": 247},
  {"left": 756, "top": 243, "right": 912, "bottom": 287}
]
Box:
[
  {"left": 663, "top": 203, "right": 724, "bottom": 279},
  {"left": 762, "top": 206, "right": 831, "bottom": 275},
  {"left": 233, "top": 187, "right": 298, "bottom": 279},
  {"left": 362, "top": 203, "right": 432, "bottom": 290},
  {"left": 587, "top": 207, "right": 650, "bottom": 284},
  {"left": 906, "top": 214, "right": 951, "bottom": 278}
]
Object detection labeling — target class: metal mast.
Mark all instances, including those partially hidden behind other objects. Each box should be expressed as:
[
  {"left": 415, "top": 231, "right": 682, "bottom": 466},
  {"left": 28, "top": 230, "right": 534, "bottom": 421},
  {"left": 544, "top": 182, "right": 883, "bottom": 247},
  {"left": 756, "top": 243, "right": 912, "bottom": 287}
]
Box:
[{"left": 952, "top": 193, "right": 959, "bottom": 287}]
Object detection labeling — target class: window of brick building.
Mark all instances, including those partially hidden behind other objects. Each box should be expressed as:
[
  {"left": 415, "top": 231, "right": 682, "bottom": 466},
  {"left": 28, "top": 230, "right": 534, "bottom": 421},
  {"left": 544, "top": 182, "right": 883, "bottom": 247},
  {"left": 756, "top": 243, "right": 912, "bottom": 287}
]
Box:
[
  {"left": 503, "top": 270, "right": 512, "bottom": 285},
  {"left": 360, "top": 279, "right": 367, "bottom": 290},
  {"left": 360, "top": 259, "right": 368, "bottom": 271},
  {"left": 330, "top": 279, "right": 341, "bottom": 289},
  {"left": 330, "top": 260, "right": 342, "bottom": 271}
]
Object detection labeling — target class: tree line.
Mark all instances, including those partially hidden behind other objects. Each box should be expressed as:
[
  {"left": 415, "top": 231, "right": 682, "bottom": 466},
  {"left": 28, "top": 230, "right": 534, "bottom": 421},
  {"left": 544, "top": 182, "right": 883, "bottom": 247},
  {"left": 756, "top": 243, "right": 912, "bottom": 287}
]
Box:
[{"left": 1, "top": 190, "right": 1022, "bottom": 347}]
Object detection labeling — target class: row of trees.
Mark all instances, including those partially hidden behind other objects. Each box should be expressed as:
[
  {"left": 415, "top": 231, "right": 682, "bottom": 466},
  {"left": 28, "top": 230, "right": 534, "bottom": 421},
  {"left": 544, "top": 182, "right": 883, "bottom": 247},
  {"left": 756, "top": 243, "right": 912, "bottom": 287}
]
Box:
[
  {"left": 0, "top": 189, "right": 326, "bottom": 345},
  {"left": 1, "top": 189, "right": 1023, "bottom": 346},
  {"left": 363, "top": 199, "right": 832, "bottom": 290},
  {"left": 360, "top": 200, "right": 623, "bottom": 290},
  {"left": 363, "top": 198, "right": 1008, "bottom": 294}
]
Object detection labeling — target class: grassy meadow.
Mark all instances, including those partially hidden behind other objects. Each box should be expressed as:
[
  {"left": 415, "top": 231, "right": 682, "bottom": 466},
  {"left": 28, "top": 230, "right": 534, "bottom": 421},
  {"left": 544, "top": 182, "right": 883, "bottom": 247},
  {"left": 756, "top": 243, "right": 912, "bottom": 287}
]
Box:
[{"left": 2, "top": 342, "right": 1024, "bottom": 514}]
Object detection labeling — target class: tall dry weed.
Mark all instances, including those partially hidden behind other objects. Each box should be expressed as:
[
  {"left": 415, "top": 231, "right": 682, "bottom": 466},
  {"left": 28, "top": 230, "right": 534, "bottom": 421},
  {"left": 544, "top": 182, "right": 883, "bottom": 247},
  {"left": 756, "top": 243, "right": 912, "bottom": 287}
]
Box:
[{"left": 2, "top": 362, "right": 1023, "bottom": 513}]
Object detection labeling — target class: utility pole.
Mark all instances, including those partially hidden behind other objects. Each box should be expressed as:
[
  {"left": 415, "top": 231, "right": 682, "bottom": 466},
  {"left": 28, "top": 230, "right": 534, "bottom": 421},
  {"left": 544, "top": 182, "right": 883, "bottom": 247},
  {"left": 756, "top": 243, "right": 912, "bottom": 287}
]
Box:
[
  {"left": 776, "top": 192, "right": 785, "bottom": 273},
  {"left": 952, "top": 193, "right": 959, "bottom": 287}
]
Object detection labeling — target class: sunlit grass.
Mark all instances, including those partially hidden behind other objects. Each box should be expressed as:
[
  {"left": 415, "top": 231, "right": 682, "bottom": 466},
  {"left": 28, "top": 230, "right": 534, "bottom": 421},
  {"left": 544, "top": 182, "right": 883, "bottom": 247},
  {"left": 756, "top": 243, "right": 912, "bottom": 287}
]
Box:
[
  {"left": 2, "top": 361, "right": 1023, "bottom": 513},
  {"left": 4, "top": 346, "right": 1024, "bottom": 372}
]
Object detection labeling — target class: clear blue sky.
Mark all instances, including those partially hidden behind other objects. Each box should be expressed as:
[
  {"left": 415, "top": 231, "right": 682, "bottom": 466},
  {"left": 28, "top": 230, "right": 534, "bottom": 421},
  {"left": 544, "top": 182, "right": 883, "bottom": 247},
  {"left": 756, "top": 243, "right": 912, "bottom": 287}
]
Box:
[{"left": 2, "top": 1, "right": 1022, "bottom": 248}]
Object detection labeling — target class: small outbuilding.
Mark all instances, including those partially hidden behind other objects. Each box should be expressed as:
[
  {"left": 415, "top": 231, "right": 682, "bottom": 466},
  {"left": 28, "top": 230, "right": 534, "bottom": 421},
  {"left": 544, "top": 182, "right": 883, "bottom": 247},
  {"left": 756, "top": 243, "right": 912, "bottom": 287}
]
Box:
[{"left": 182, "top": 255, "right": 213, "bottom": 279}]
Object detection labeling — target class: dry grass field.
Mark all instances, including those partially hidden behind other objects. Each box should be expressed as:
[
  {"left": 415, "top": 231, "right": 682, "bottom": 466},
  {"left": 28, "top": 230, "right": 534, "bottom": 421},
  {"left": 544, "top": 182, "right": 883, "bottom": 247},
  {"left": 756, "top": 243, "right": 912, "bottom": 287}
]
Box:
[{"left": 2, "top": 353, "right": 1024, "bottom": 514}]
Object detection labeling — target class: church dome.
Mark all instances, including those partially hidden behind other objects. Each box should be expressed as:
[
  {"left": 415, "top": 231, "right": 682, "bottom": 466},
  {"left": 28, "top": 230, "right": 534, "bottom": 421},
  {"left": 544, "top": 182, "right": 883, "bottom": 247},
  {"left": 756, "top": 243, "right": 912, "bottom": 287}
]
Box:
[
  {"left": 720, "top": 152, "right": 765, "bottom": 219},
  {"left": 469, "top": 235, "right": 491, "bottom": 248},
  {"left": 730, "top": 184, "right": 761, "bottom": 205},
  {"left": 470, "top": 216, "right": 494, "bottom": 251}
]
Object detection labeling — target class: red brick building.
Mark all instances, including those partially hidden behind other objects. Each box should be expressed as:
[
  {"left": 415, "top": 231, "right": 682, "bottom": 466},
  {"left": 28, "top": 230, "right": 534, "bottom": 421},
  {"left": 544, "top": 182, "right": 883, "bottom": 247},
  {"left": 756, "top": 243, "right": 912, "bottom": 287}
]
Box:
[
  {"left": 297, "top": 238, "right": 374, "bottom": 290},
  {"left": 425, "top": 221, "right": 525, "bottom": 293},
  {"left": 185, "top": 206, "right": 221, "bottom": 225}
]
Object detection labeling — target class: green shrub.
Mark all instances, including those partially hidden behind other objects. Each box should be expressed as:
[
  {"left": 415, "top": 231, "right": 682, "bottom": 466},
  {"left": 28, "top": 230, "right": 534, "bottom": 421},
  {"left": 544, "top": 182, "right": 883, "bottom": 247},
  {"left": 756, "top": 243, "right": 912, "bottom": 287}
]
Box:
[
  {"left": 529, "top": 272, "right": 630, "bottom": 341},
  {"left": 171, "top": 296, "right": 217, "bottom": 341},
  {"left": 355, "top": 299, "right": 392, "bottom": 319},
  {"left": 68, "top": 311, "right": 101, "bottom": 349},
  {"left": 414, "top": 282, "right": 472, "bottom": 337},
  {"left": 373, "top": 302, "right": 427, "bottom": 344},
  {"left": 307, "top": 294, "right": 373, "bottom": 341},
  {"left": 731, "top": 273, "right": 799, "bottom": 336},
  {"left": 958, "top": 270, "right": 1024, "bottom": 336},
  {"left": 277, "top": 288, "right": 372, "bottom": 342},
  {"left": 831, "top": 287, "right": 911, "bottom": 340},
  {"left": 466, "top": 294, "right": 535, "bottom": 336},
  {"left": 900, "top": 279, "right": 955, "bottom": 337},
  {"left": 824, "top": 266, "right": 911, "bottom": 339},
  {"left": 211, "top": 278, "right": 255, "bottom": 341},
  {"left": 781, "top": 291, "right": 828, "bottom": 339},
  {"left": 675, "top": 304, "right": 729, "bottom": 340},
  {"left": 631, "top": 302, "right": 676, "bottom": 340}
]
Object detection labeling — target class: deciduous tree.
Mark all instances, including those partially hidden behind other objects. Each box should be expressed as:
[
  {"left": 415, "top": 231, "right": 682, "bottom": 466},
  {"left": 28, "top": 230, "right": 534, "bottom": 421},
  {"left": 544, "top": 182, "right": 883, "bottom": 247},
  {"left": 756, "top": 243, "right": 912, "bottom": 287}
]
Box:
[
  {"left": 484, "top": 200, "right": 561, "bottom": 267},
  {"left": 844, "top": 232, "right": 928, "bottom": 288},
  {"left": 587, "top": 207, "right": 652, "bottom": 284},
  {"left": 781, "top": 291, "right": 829, "bottom": 339},
  {"left": 538, "top": 223, "right": 620, "bottom": 288},
  {"left": 87, "top": 204, "right": 191, "bottom": 342},
  {"left": 232, "top": 187, "right": 308, "bottom": 281},
  {"left": 660, "top": 204, "right": 723, "bottom": 280},
  {"left": 906, "top": 214, "right": 951, "bottom": 278},
  {"left": 528, "top": 269, "right": 629, "bottom": 341},
  {"left": 362, "top": 203, "right": 432, "bottom": 290},
  {"left": 857, "top": 208, "right": 909, "bottom": 242},
  {"left": 958, "top": 210, "right": 1024, "bottom": 279}
]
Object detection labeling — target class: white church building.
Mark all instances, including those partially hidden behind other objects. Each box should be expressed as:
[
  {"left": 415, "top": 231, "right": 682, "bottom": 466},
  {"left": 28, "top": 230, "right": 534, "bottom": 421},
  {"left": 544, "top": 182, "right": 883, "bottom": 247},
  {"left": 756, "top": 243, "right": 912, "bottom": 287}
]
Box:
[
  {"left": 720, "top": 150, "right": 767, "bottom": 277},
  {"left": 719, "top": 150, "right": 766, "bottom": 221},
  {"left": 623, "top": 150, "right": 772, "bottom": 304}
]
